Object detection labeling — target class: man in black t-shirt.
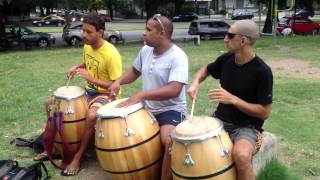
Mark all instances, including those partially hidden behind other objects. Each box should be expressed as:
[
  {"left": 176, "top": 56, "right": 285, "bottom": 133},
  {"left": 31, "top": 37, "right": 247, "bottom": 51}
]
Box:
[{"left": 188, "top": 20, "right": 273, "bottom": 180}]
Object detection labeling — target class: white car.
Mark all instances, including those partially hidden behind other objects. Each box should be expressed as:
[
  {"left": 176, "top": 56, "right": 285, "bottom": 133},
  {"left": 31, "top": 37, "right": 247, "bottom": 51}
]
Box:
[{"left": 62, "top": 22, "right": 123, "bottom": 46}]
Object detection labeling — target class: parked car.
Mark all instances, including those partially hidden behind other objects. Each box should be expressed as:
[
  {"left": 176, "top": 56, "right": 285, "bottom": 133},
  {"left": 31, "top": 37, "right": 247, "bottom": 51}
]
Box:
[
  {"left": 62, "top": 22, "right": 123, "bottom": 46},
  {"left": 0, "top": 24, "right": 55, "bottom": 50},
  {"left": 188, "top": 19, "right": 230, "bottom": 40},
  {"left": 172, "top": 13, "right": 198, "bottom": 22},
  {"left": 32, "top": 15, "right": 65, "bottom": 27},
  {"left": 231, "top": 11, "right": 254, "bottom": 20},
  {"left": 295, "top": 8, "right": 314, "bottom": 17},
  {"left": 277, "top": 16, "right": 320, "bottom": 35}
]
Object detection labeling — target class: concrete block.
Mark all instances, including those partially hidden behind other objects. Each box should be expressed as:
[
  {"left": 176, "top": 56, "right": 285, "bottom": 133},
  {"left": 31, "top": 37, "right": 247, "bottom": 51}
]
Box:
[{"left": 253, "top": 131, "right": 278, "bottom": 176}]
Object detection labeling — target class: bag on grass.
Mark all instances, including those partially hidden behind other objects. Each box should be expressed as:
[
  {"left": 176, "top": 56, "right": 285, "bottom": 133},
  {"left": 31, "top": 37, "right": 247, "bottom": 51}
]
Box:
[
  {"left": 14, "top": 134, "right": 44, "bottom": 153},
  {"left": 1, "top": 161, "right": 50, "bottom": 180},
  {"left": 0, "top": 160, "right": 19, "bottom": 178}
]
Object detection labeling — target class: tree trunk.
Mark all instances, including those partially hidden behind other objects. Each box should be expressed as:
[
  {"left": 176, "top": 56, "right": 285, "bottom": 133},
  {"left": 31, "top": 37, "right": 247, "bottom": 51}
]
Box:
[{"left": 262, "top": 0, "right": 274, "bottom": 33}]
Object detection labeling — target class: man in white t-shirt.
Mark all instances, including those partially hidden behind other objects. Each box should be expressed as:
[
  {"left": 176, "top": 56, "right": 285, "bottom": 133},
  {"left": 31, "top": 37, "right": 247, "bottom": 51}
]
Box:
[{"left": 109, "top": 14, "right": 188, "bottom": 180}]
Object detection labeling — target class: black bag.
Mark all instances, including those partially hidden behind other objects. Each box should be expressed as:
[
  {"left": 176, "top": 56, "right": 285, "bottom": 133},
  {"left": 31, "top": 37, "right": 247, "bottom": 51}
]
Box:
[
  {"left": 14, "top": 134, "right": 44, "bottom": 153},
  {"left": 0, "top": 160, "right": 19, "bottom": 178},
  {"left": 1, "top": 161, "right": 50, "bottom": 180}
]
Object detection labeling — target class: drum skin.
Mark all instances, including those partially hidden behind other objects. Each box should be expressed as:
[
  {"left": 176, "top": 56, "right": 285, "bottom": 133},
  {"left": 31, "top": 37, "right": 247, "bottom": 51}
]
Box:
[
  {"left": 95, "top": 106, "right": 162, "bottom": 180},
  {"left": 51, "top": 87, "right": 88, "bottom": 156},
  {"left": 171, "top": 117, "right": 236, "bottom": 180}
]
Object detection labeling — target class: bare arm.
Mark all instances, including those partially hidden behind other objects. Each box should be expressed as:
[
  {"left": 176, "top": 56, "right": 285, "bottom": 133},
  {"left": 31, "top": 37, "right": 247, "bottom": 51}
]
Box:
[
  {"left": 108, "top": 67, "right": 141, "bottom": 95},
  {"left": 207, "top": 87, "right": 272, "bottom": 120},
  {"left": 117, "top": 81, "right": 184, "bottom": 107},
  {"left": 187, "top": 66, "right": 209, "bottom": 100}
]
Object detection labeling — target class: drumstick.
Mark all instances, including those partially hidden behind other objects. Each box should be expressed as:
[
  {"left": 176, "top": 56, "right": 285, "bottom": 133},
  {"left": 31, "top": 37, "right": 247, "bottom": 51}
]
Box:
[
  {"left": 190, "top": 98, "right": 196, "bottom": 122},
  {"left": 66, "top": 78, "right": 71, "bottom": 88}
]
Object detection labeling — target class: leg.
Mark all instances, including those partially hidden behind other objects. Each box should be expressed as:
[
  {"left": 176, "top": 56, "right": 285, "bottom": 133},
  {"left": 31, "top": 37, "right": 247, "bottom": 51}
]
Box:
[
  {"left": 229, "top": 127, "right": 259, "bottom": 180},
  {"left": 233, "top": 139, "right": 255, "bottom": 180},
  {"left": 160, "top": 124, "right": 175, "bottom": 180},
  {"left": 62, "top": 106, "right": 98, "bottom": 175},
  {"left": 62, "top": 94, "right": 113, "bottom": 176},
  {"left": 155, "top": 110, "right": 185, "bottom": 180}
]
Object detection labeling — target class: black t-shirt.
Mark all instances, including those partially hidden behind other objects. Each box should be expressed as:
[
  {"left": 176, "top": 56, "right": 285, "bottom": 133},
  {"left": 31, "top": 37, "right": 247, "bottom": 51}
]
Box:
[{"left": 207, "top": 52, "right": 273, "bottom": 130}]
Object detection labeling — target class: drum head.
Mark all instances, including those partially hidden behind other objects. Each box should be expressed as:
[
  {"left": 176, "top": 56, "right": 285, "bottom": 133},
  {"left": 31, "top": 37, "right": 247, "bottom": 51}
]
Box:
[
  {"left": 172, "top": 116, "right": 223, "bottom": 142},
  {"left": 96, "top": 98, "right": 143, "bottom": 119},
  {"left": 53, "top": 86, "right": 85, "bottom": 100}
]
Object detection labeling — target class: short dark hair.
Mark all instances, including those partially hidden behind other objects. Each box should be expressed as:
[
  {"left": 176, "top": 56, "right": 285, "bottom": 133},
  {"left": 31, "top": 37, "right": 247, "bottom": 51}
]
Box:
[{"left": 83, "top": 13, "right": 105, "bottom": 31}]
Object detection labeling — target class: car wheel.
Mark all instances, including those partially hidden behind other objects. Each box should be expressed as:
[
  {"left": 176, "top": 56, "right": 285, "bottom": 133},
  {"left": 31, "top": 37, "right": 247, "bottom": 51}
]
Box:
[
  {"left": 108, "top": 35, "right": 119, "bottom": 44},
  {"left": 38, "top": 39, "right": 49, "bottom": 48},
  {"left": 57, "top": 22, "right": 62, "bottom": 27},
  {"left": 37, "top": 23, "right": 42, "bottom": 27},
  {"left": 70, "top": 37, "right": 81, "bottom": 47},
  {"left": 201, "top": 34, "right": 211, "bottom": 41}
]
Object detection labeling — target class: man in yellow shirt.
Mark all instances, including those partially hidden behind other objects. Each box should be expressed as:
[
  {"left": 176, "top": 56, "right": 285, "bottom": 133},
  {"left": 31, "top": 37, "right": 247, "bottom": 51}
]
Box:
[
  {"left": 64, "top": 13, "right": 122, "bottom": 176},
  {"left": 35, "top": 13, "right": 122, "bottom": 176}
]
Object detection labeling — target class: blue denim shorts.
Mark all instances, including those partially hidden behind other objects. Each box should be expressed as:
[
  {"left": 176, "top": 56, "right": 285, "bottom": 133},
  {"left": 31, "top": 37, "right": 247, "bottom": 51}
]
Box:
[{"left": 154, "top": 110, "right": 185, "bottom": 126}]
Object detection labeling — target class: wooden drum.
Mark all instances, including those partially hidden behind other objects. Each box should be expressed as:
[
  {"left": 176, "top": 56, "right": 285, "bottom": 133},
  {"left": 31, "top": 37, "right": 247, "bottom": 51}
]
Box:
[
  {"left": 95, "top": 98, "right": 162, "bottom": 180},
  {"left": 50, "top": 86, "right": 87, "bottom": 156},
  {"left": 171, "top": 116, "right": 236, "bottom": 180}
]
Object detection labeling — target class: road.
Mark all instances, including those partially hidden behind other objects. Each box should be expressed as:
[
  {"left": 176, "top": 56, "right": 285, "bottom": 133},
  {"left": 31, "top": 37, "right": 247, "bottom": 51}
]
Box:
[{"left": 51, "top": 28, "right": 189, "bottom": 47}]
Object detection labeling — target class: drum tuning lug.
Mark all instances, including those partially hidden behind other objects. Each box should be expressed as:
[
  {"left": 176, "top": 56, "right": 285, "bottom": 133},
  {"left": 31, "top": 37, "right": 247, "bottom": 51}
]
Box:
[
  {"left": 218, "top": 135, "right": 229, "bottom": 157},
  {"left": 124, "top": 127, "right": 135, "bottom": 137},
  {"left": 65, "top": 105, "right": 74, "bottom": 115},
  {"left": 98, "top": 129, "right": 105, "bottom": 139},
  {"left": 184, "top": 153, "right": 195, "bottom": 166}
]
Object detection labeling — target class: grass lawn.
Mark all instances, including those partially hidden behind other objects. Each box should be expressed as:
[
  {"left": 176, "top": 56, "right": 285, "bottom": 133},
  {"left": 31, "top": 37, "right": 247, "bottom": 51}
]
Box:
[{"left": 0, "top": 35, "right": 320, "bottom": 179}]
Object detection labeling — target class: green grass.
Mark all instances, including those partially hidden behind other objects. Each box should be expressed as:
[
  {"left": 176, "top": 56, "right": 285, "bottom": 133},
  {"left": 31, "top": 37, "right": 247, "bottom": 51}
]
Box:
[{"left": 1, "top": 35, "right": 320, "bottom": 179}]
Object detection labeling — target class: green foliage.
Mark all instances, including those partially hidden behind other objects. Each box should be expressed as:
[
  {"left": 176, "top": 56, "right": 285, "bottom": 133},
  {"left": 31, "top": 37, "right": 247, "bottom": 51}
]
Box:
[{"left": 257, "top": 159, "right": 298, "bottom": 180}]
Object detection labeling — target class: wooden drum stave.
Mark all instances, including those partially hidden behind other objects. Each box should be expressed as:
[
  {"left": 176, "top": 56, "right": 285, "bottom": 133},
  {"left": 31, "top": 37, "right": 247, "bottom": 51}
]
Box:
[
  {"left": 50, "top": 86, "right": 88, "bottom": 156},
  {"left": 171, "top": 116, "right": 236, "bottom": 180},
  {"left": 95, "top": 98, "right": 163, "bottom": 180}
]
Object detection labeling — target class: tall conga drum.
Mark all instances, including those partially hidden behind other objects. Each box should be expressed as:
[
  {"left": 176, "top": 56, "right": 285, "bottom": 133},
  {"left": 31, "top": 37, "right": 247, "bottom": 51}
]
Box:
[
  {"left": 95, "top": 98, "right": 162, "bottom": 180},
  {"left": 50, "top": 86, "right": 88, "bottom": 157},
  {"left": 171, "top": 116, "right": 236, "bottom": 180}
]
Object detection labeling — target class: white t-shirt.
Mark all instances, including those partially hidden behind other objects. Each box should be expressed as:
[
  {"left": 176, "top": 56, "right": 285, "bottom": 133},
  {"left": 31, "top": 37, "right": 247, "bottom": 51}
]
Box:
[{"left": 133, "top": 44, "right": 188, "bottom": 115}]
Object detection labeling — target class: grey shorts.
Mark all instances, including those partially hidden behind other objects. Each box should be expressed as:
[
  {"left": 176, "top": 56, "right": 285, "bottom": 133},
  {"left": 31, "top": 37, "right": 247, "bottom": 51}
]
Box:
[{"left": 222, "top": 121, "right": 260, "bottom": 147}]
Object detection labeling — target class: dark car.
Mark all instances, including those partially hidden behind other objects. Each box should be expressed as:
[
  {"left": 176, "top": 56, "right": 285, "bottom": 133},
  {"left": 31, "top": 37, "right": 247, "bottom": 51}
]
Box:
[
  {"left": 295, "top": 8, "right": 314, "bottom": 17},
  {"left": 172, "top": 13, "right": 198, "bottom": 22},
  {"left": 231, "top": 11, "right": 254, "bottom": 20},
  {"left": 188, "top": 19, "right": 230, "bottom": 40},
  {"left": 276, "top": 16, "right": 320, "bottom": 35},
  {"left": 32, "top": 15, "right": 65, "bottom": 27},
  {"left": 0, "top": 24, "right": 55, "bottom": 50},
  {"left": 62, "top": 22, "right": 123, "bottom": 46}
]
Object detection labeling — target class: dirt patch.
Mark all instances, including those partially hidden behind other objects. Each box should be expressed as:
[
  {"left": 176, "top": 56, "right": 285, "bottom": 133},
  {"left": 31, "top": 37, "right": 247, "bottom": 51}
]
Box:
[{"left": 266, "top": 59, "right": 320, "bottom": 79}]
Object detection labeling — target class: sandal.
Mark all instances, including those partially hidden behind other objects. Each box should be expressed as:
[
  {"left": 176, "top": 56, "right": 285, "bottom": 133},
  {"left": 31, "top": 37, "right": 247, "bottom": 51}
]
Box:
[
  {"left": 60, "top": 167, "right": 80, "bottom": 176},
  {"left": 33, "top": 152, "right": 61, "bottom": 161}
]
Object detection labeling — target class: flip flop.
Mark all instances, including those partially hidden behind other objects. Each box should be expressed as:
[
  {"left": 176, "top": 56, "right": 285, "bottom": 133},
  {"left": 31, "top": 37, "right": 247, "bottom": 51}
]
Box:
[
  {"left": 60, "top": 167, "right": 80, "bottom": 176},
  {"left": 33, "top": 152, "right": 49, "bottom": 161},
  {"left": 33, "top": 152, "right": 61, "bottom": 161}
]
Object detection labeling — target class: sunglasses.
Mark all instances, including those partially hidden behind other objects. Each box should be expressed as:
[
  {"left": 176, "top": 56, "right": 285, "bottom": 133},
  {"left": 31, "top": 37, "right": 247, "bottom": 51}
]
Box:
[
  {"left": 152, "top": 14, "right": 165, "bottom": 31},
  {"left": 226, "top": 32, "right": 238, "bottom": 39}
]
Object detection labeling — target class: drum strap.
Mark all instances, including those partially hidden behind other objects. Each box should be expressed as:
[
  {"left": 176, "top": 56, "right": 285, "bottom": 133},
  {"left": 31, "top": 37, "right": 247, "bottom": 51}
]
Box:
[{"left": 42, "top": 112, "right": 76, "bottom": 169}]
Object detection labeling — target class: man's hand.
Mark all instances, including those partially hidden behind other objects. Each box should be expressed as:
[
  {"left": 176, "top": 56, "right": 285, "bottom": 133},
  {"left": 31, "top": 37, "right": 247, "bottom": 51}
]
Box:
[
  {"left": 116, "top": 92, "right": 144, "bottom": 108},
  {"left": 187, "top": 85, "right": 199, "bottom": 100},
  {"left": 207, "top": 87, "right": 238, "bottom": 105},
  {"left": 76, "top": 68, "right": 92, "bottom": 82},
  {"left": 108, "top": 80, "right": 121, "bottom": 97},
  {"left": 66, "top": 65, "right": 79, "bottom": 79}
]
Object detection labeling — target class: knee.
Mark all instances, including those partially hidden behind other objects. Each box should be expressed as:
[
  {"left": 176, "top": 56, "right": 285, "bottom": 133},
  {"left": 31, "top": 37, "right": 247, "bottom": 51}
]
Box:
[
  {"left": 86, "top": 109, "right": 97, "bottom": 127},
  {"left": 162, "top": 136, "right": 172, "bottom": 151},
  {"left": 233, "top": 148, "right": 252, "bottom": 167}
]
